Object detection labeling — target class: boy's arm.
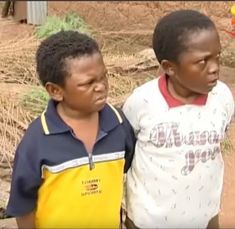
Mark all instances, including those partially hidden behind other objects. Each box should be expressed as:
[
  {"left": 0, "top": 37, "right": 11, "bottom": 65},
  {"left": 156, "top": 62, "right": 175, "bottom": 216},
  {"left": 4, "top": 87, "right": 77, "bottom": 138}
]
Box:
[
  {"left": 117, "top": 105, "right": 136, "bottom": 173},
  {"left": 119, "top": 110, "right": 136, "bottom": 226},
  {"left": 123, "top": 117, "right": 136, "bottom": 173},
  {"left": 6, "top": 124, "right": 42, "bottom": 221},
  {"left": 122, "top": 91, "right": 141, "bottom": 136},
  {"left": 122, "top": 90, "right": 143, "bottom": 172},
  {"left": 16, "top": 211, "right": 35, "bottom": 229},
  {"left": 224, "top": 85, "right": 235, "bottom": 134}
]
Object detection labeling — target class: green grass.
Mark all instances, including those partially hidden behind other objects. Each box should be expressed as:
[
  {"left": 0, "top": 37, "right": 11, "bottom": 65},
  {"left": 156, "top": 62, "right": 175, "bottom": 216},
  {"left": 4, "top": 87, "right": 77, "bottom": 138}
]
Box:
[
  {"left": 20, "top": 86, "right": 49, "bottom": 116},
  {"left": 35, "top": 12, "right": 92, "bottom": 39}
]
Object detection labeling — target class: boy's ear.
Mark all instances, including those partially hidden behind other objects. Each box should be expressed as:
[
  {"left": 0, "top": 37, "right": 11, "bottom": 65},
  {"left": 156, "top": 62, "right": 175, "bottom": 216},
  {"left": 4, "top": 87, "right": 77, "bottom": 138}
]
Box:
[
  {"left": 45, "top": 82, "right": 64, "bottom": 102},
  {"left": 160, "top": 60, "right": 176, "bottom": 77}
]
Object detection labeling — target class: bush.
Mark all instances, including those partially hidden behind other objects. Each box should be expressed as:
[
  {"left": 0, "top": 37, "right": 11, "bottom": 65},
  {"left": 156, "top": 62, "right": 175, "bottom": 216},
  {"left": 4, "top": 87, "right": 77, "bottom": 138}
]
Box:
[
  {"left": 21, "top": 86, "right": 49, "bottom": 116},
  {"left": 35, "top": 12, "right": 92, "bottom": 39}
]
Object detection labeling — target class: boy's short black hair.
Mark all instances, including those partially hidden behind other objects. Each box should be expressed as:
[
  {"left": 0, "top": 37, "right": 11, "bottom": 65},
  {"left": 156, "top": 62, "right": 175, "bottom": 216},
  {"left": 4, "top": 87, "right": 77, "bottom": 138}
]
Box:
[
  {"left": 152, "top": 9, "right": 216, "bottom": 63},
  {"left": 36, "top": 30, "right": 100, "bottom": 86}
]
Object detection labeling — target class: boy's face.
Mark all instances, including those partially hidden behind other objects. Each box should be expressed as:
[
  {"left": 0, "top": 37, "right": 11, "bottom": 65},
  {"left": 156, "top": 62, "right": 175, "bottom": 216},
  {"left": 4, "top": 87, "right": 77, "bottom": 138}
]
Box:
[
  {"left": 59, "top": 52, "right": 108, "bottom": 115},
  {"left": 168, "top": 28, "right": 221, "bottom": 95}
]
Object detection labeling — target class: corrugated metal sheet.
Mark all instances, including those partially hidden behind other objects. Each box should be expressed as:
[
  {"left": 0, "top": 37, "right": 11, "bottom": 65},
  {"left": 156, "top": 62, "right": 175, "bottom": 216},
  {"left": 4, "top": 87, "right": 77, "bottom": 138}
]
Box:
[{"left": 27, "top": 1, "right": 47, "bottom": 25}]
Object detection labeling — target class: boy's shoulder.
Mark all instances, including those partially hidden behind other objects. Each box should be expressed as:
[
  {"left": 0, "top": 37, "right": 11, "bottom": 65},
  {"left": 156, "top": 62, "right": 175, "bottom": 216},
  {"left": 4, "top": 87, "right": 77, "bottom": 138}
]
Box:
[
  {"left": 18, "top": 115, "right": 44, "bottom": 147},
  {"left": 126, "top": 78, "right": 160, "bottom": 102},
  {"left": 103, "top": 103, "right": 133, "bottom": 131},
  {"left": 211, "top": 80, "right": 234, "bottom": 101},
  {"left": 124, "top": 77, "right": 162, "bottom": 106},
  {"left": 24, "top": 116, "right": 44, "bottom": 137},
  {"left": 133, "top": 78, "right": 159, "bottom": 94},
  {"left": 214, "top": 80, "right": 233, "bottom": 93},
  {"left": 210, "top": 80, "right": 234, "bottom": 119},
  {"left": 103, "top": 103, "right": 125, "bottom": 125}
]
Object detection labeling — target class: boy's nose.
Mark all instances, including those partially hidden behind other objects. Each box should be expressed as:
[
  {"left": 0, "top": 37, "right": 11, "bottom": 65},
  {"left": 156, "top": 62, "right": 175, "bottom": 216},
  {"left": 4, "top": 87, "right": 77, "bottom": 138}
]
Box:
[
  {"left": 94, "top": 82, "right": 107, "bottom": 91},
  {"left": 208, "top": 60, "right": 219, "bottom": 76}
]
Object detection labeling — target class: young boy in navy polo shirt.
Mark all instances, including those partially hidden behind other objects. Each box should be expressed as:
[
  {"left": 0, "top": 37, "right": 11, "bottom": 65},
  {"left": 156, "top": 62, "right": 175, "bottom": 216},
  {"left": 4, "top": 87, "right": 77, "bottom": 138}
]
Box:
[
  {"left": 123, "top": 10, "right": 234, "bottom": 229},
  {"left": 6, "top": 31, "right": 135, "bottom": 228}
]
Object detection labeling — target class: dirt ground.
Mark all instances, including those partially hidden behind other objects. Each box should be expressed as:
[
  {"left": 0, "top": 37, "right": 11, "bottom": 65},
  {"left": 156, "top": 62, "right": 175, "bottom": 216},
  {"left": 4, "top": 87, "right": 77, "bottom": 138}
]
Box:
[{"left": 0, "top": 2, "right": 235, "bottom": 228}]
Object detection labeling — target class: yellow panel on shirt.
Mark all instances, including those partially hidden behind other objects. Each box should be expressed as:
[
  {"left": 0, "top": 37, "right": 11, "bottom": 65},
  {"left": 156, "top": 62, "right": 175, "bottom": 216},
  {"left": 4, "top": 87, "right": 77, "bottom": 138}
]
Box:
[{"left": 36, "top": 155, "right": 125, "bottom": 228}]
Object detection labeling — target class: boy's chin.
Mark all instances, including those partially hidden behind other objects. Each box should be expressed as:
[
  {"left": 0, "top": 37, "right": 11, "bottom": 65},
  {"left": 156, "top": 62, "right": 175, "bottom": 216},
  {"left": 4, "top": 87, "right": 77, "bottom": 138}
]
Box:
[{"left": 94, "top": 101, "right": 107, "bottom": 111}]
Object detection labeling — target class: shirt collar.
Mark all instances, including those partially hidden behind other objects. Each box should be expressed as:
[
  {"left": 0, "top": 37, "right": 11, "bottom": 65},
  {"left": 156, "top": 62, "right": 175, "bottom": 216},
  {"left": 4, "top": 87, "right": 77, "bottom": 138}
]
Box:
[
  {"left": 41, "top": 99, "right": 123, "bottom": 135},
  {"left": 158, "top": 74, "right": 208, "bottom": 108}
]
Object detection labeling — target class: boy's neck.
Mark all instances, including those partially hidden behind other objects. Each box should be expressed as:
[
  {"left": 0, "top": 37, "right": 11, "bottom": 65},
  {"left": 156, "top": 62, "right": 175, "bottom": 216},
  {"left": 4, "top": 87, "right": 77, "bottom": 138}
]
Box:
[
  {"left": 56, "top": 102, "right": 98, "bottom": 122},
  {"left": 166, "top": 75, "right": 202, "bottom": 104},
  {"left": 56, "top": 102, "right": 99, "bottom": 153}
]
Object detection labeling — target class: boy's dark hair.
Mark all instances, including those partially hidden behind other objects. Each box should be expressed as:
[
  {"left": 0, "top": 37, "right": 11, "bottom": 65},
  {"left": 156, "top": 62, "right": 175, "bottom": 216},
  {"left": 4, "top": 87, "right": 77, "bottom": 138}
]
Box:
[
  {"left": 152, "top": 9, "right": 216, "bottom": 63},
  {"left": 36, "top": 30, "right": 100, "bottom": 86}
]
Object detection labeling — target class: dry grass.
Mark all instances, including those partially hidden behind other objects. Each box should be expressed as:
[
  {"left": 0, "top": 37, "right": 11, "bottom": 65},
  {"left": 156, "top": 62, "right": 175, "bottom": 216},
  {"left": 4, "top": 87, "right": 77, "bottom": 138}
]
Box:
[
  {"left": 0, "top": 94, "right": 33, "bottom": 170},
  {"left": 0, "top": 35, "right": 39, "bottom": 85},
  {"left": 221, "top": 137, "right": 234, "bottom": 154},
  {"left": 107, "top": 72, "right": 136, "bottom": 107}
]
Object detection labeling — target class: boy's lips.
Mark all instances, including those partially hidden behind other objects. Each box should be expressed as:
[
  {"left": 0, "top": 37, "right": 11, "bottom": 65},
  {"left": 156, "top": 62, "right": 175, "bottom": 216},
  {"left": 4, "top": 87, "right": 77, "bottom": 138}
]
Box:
[
  {"left": 207, "top": 79, "right": 217, "bottom": 87},
  {"left": 95, "top": 95, "right": 107, "bottom": 103}
]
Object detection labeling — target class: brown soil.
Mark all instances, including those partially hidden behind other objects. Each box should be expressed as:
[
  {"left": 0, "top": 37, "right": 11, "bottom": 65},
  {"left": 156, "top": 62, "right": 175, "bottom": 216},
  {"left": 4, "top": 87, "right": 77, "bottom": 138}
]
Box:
[
  {"left": 48, "top": 2, "right": 235, "bottom": 68},
  {"left": 0, "top": 2, "right": 235, "bottom": 228},
  {"left": 0, "top": 17, "right": 34, "bottom": 41}
]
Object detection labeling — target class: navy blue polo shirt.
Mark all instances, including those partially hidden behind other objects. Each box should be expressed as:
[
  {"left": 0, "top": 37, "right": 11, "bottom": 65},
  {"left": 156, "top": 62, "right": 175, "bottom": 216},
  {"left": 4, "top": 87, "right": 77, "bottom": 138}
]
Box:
[{"left": 6, "top": 99, "right": 135, "bottom": 228}]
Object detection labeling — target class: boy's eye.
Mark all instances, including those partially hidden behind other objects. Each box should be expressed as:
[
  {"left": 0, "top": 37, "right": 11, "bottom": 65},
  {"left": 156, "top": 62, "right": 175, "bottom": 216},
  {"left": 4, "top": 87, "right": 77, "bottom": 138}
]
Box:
[
  {"left": 77, "top": 74, "right": 107, "bottom": 87},
  {"left": 77, "top": 81, "right": 93, "bottom": 87},
  {"left": 196, "top": 59, "right": 206, "bottom": 68},
  {"left": 86, "top": 81, "right": 93, "bottom": 85},
  {"left": 198, "top": 59, "right": 206, "bottom": 65}
]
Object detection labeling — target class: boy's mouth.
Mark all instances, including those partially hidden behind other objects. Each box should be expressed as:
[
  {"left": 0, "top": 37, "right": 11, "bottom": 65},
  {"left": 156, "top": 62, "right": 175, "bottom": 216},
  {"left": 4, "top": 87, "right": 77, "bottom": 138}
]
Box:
[
  {"left": 207, "top": 79, "right": 217, "bottom": 86},
  {"left": 95, "top": 95, "right": 107, "bottom": 103},
  {"left": 207, "top": 79, "right": 217, "bottom": 90}
]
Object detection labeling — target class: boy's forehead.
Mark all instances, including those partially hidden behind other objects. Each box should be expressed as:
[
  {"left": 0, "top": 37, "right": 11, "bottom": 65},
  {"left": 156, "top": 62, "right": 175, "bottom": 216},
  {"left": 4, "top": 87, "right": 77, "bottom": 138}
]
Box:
[
  {"left": 65, "top": 52, "right": 102, "bottom": 63},
  {"left": 183, "top": 28, "right": 221, "bottom": 52},
  {"left": 63, "top": 54, "right": 107, "bottom": 82},
  {"left": 65, "top": 52, "right": 104, "bottom": 71}
]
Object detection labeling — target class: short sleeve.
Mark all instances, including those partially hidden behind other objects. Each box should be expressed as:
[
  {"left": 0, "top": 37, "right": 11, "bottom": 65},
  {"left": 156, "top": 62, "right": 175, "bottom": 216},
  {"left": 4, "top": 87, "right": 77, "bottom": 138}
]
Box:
[
  {"left": 6, "top": 127, "right": 42, "bottom": 217},
  {"left": 122, "top": 90, "right": 142, "bottom": 135},
  {"left": 225, "top": 86, "right": 234, "bottom": 126},
  {"left": 222, "top": 84, "right": 235, "bottom": 133},
  {"left": 117, "top": 108, "right": 136, "bottom": 173}
]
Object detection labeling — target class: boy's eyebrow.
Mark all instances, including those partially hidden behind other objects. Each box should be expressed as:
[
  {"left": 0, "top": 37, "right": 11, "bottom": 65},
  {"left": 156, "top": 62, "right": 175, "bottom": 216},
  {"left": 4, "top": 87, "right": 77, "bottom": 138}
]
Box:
[
  {"left": 76, "top": 70, "right": 108, "bottom": 84},
  {"left": 188, "top": 49, "right": 221, "bottom": 58},
  {"left": 86, "top": 70, "right": 108, "bottom": 78}
]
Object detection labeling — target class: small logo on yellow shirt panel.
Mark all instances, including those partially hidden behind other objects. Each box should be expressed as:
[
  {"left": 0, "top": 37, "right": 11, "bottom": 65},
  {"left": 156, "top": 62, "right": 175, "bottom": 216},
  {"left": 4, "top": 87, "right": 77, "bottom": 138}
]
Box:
[
  {"left": 85, "top": 183, "right": 98, "bottom": 191},
  {"left": 81, "top": 178, "right": 102, "bottom": 196}
]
